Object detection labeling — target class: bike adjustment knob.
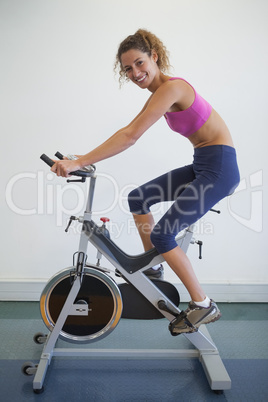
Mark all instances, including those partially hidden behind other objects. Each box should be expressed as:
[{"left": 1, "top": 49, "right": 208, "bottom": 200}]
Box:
[
  {"left": 99, "top": 217, "right": 110, "bottom": 239},
  {"left": 195, "top": 240, "right": 203, "bottom": 259},
  {"left": 100, "top": 217, "right": 110, "bottom": 223},
  {"left": 65, "top": 216, "right": 78, "bottom": 232}
]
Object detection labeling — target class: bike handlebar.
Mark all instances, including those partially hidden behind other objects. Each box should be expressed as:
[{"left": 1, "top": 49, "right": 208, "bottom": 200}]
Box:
[
  {"left": 40, "top": 153, "right": 95, "bottom": 178},
  {"left": 55, "top": 151, "right": 64, "bottom": 160}
]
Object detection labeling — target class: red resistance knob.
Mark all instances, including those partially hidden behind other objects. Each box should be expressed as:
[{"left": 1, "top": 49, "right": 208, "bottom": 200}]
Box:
[{"left": 100, "top": 217, "right": 110, "bottom": 223}]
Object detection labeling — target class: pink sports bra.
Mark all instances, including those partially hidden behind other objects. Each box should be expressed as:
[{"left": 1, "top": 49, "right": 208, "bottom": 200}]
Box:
[{"left": 164, "top": 77, "right": 212, "bottom": 137}]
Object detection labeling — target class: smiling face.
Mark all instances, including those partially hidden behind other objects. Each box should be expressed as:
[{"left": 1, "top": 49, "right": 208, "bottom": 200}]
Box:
[{"left": 120, "top": 49, "right": 159, "bottom": 90}]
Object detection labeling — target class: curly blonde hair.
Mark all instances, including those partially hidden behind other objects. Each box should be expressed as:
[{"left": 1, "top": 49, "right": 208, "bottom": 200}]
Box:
[{"left": 114, "top": 29, "right": 171, "bottom": 86}]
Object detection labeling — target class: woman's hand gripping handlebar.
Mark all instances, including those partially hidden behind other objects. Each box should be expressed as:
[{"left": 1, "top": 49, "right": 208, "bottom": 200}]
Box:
[{"left": 40, "top": 152, "right": 95, "bottom": 181}]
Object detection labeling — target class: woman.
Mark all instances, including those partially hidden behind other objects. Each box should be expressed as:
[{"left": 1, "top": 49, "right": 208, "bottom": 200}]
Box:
[{"left": 51, "top": 29, "right": 240, "bottom": 334}]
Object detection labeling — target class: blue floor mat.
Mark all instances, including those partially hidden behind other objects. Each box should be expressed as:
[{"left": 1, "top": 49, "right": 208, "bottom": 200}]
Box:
[
  {"left": 1, "top": 358, "right": 268, "bottom": 402},
  {"left": 1, "top": 303, "right": 268, "bottom": 401}
]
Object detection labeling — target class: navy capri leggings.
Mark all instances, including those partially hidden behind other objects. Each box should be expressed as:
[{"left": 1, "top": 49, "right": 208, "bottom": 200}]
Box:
[{"left": 128, "top": 145, "right": 240, "bottom": 254}]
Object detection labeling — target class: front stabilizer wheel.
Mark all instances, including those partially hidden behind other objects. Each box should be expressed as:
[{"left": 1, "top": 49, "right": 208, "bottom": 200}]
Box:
[
  {"left": 21, "top": 362, "right": 37, "bottom": 376},
  {"left": 33, "top": 332, "right": 47, "bottom": 344}
]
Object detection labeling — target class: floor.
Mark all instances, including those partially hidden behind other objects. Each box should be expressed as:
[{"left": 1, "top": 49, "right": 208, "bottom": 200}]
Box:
[{"left": 0, "top": 301, "right": 268, "bottom": 401}]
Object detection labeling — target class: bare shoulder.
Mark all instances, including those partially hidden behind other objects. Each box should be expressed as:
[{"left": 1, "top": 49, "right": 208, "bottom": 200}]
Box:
[
  {"left": 154, "top": 78, "right": 193, "bottom": 100},
  {"left": 148, "top": 78, "right": 194, "bottom": 112}
]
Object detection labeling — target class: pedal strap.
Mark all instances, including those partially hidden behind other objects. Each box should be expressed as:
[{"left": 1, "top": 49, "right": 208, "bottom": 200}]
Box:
[{"left": 169, "top": 310, "right": 197, "bottom": 336}]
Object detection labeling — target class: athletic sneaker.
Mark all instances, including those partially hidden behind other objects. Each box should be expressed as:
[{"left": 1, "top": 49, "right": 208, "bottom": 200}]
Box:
[
  {"left": 143, "top": 264, "right": 164, "bottom": 279},
  {"left": 115, "top": 265, "right": 164, "bottom": 279},
  {"left": 169, "top": 299, "right": 221, "bottom": 335}
]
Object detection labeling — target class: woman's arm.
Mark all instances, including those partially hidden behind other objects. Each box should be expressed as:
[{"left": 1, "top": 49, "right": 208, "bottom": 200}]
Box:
[{"left": 51, "top": 81, "right": 181, "bottom": 177}]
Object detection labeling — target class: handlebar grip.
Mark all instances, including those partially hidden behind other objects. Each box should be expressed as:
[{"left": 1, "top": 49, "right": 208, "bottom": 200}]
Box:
[
  {"left": 40, "top": 153, "right": 55, "bottom": 167},
  {"left": 55, "top": 151, "right": 64, "bottom": 160},
  {"left": 40, "top": 154, "right": 92, "bottom": 178}
]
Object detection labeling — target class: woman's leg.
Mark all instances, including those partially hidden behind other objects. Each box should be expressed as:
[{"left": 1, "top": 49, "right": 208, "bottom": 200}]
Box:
[
  {"left": 162, "top": 246, "right": 206, "bottom": 302},
  {"left": 129, "top": 164, "right": 201, "bottom": 283},
  {"left": 132, "top": 212, "right": 206, "bottom": 301},
  {"left": 129, "top": 146, "right": 239, "bottom": 332},
  {"left": 132, "top": 212, "right": 155, "bottom": 251},
  {"left": 129, "top": 165, "right": 195, "bottom": 251}
]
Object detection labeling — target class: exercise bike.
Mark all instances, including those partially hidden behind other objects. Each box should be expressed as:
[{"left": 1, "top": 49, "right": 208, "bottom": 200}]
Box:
[{"left": 22, "top": 152, "right": 231, "bottom": 394}]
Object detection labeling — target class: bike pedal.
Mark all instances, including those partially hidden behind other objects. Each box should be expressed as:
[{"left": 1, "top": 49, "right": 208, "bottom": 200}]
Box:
[{"left": 168, "top": 311, "right": 197, "bottom": 336}]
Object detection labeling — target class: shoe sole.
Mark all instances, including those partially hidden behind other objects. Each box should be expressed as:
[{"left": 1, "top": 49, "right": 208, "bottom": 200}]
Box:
[
  {"left": 146, "top": 272, "right": 164, "bottom": 279},
  {"left": 169, "top": 311, "right": 222, "bottom": 336}
]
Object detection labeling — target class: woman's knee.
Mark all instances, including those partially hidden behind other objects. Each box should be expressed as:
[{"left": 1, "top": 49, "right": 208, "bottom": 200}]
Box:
[
  {"left": 128, "top": 187, "right": 149, "bottom": 214},
  {"left": 150, "top": 224, "right": 177, "bottom": 254},
  {"left": 128, "top": 187, "right": 141, "bottom": 212}
]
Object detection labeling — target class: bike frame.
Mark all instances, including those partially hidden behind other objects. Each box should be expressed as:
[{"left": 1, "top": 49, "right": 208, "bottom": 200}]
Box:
[
  {"left": 31, "top": 160, "right": 231, "bottom": 393},
  {"left": 80, "top": 173, "right": 193, "bottom": 320}
]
